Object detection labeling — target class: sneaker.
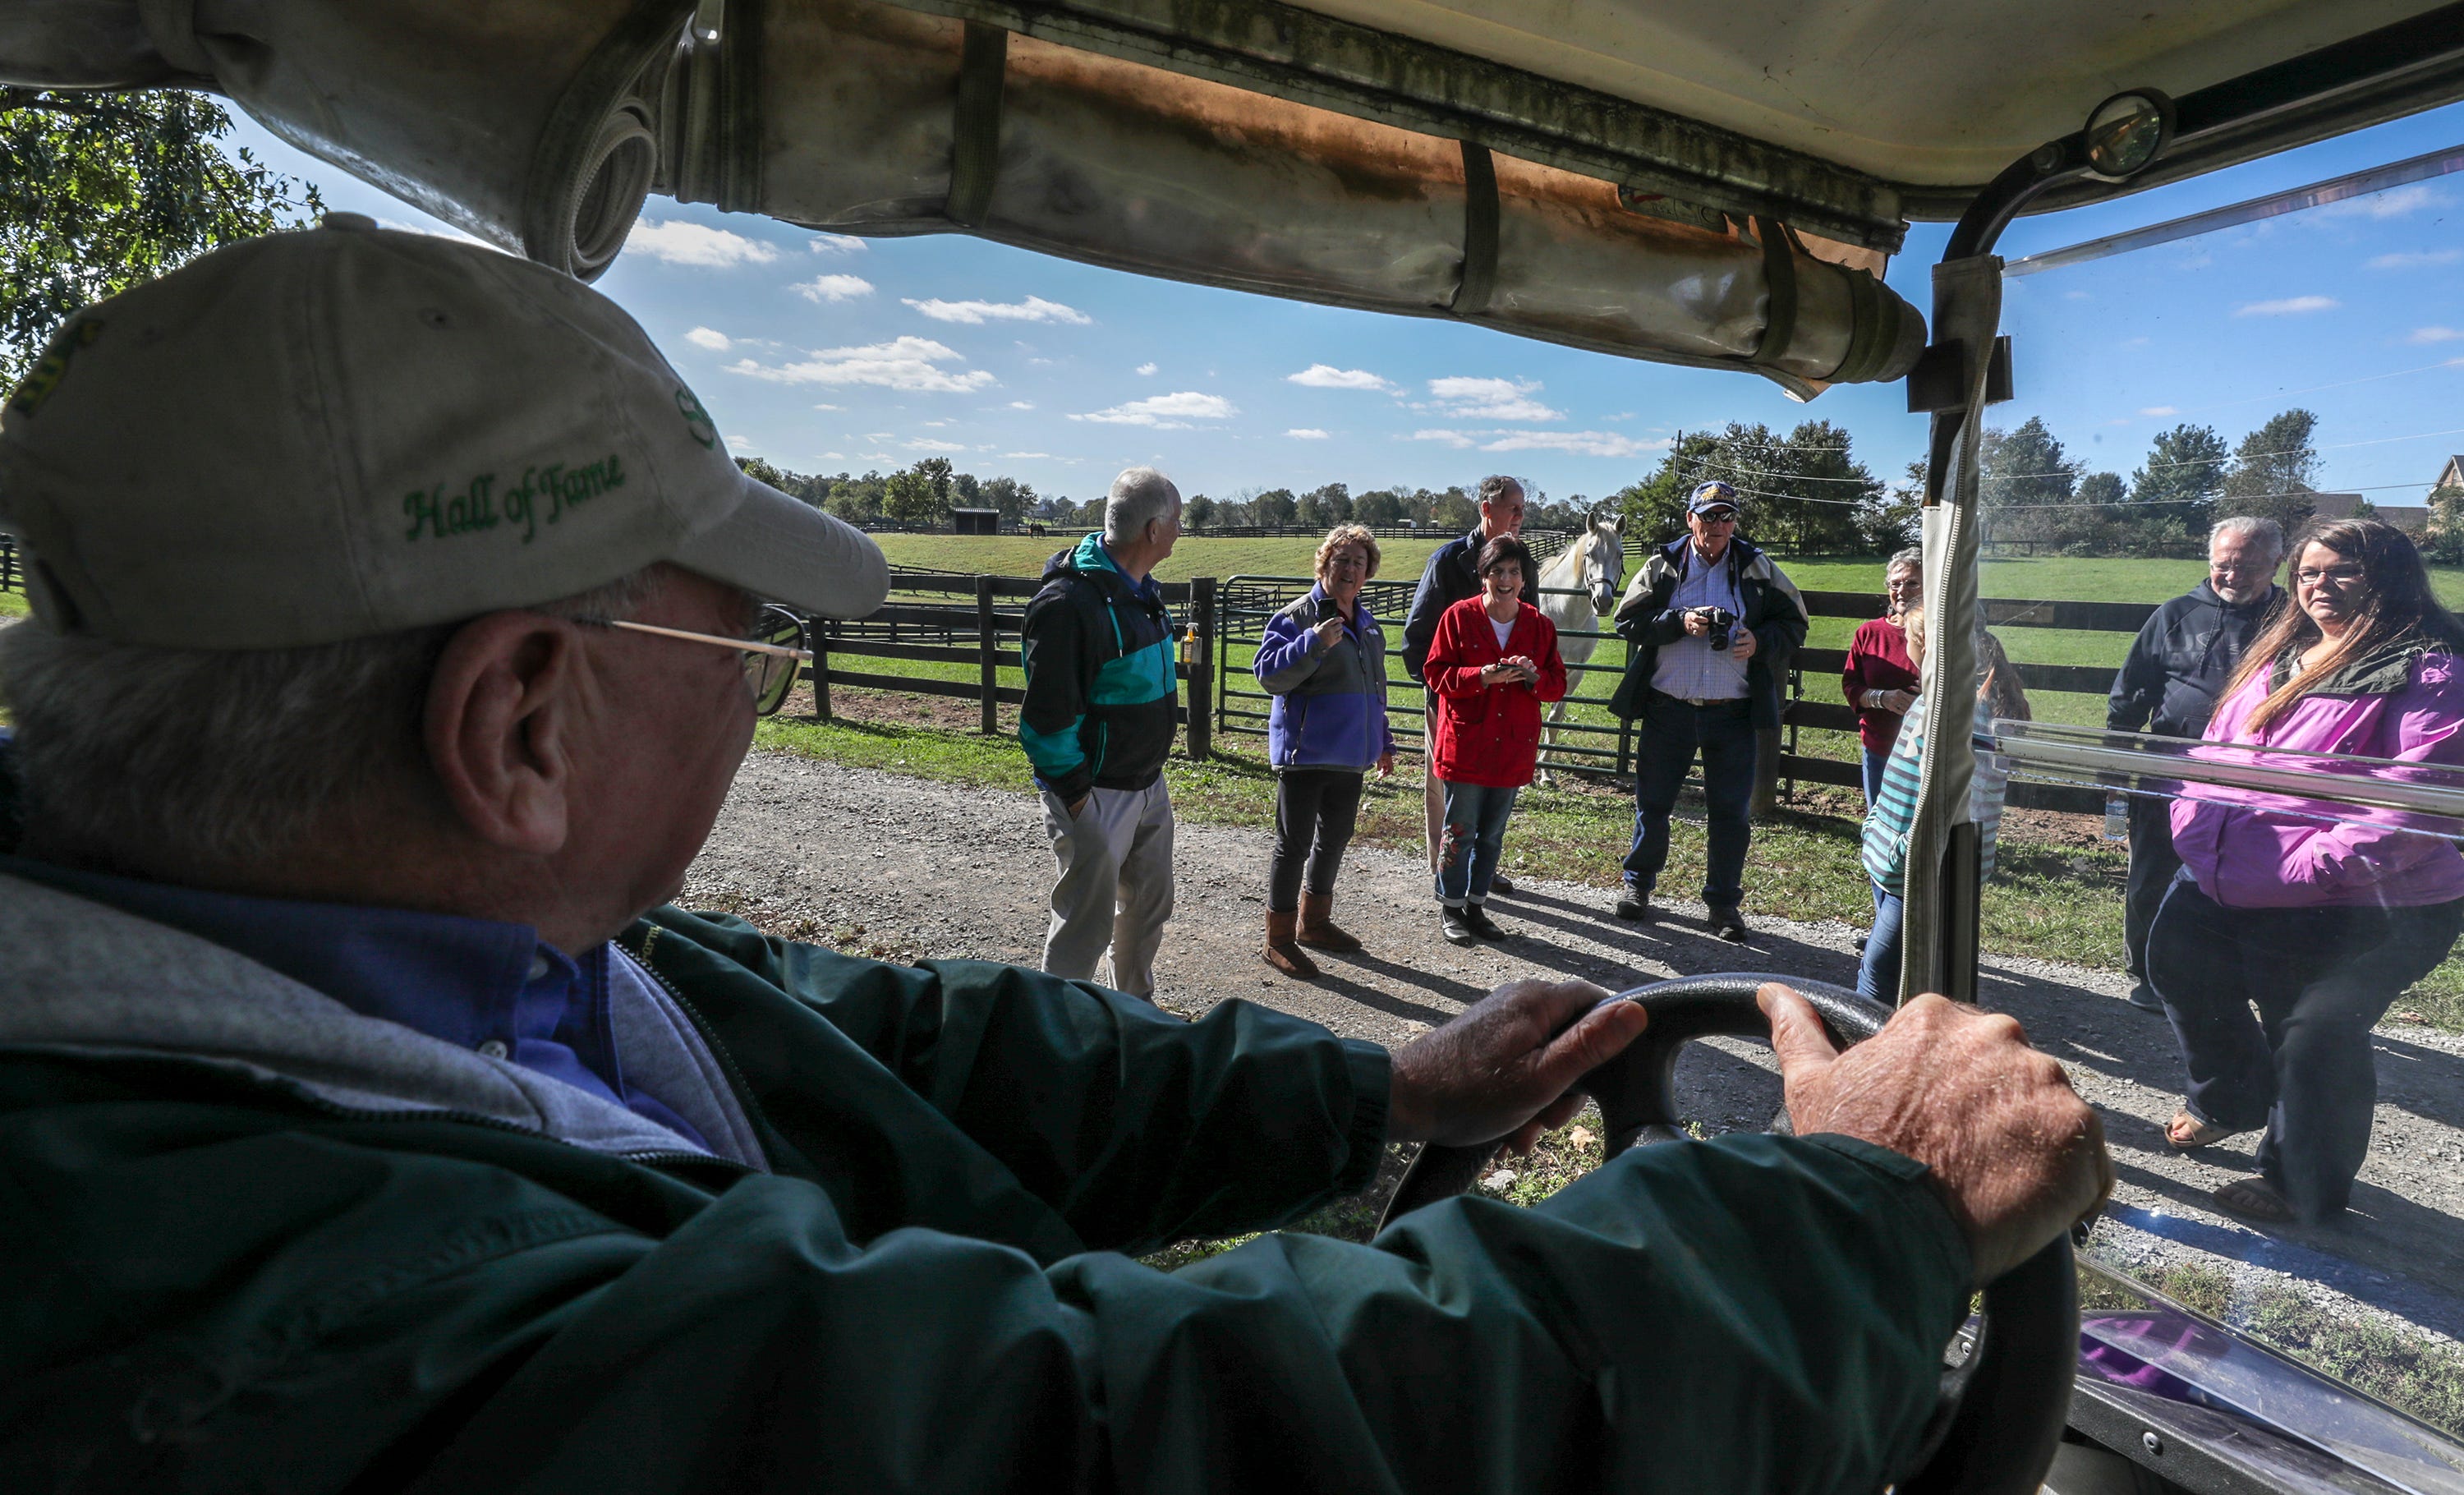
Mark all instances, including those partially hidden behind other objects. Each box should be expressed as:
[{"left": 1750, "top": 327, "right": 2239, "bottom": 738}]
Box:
[
  {"left": 1614, "top": 888, "right": 1654, "bottom": 922},
  {"left": 1441, "top": 908, "right": 1478, "bottom": 945},
  {"left": 2126, "top": 985, "right": 2165, "bottom": 1014},
  {"left": 1707, "top": 905, "right": 1751, "bottom": 943},
  {"left": 1462, "top": 904, "right": 1507, "bottom": 941},
  {"left": 1487, "top": 874, "right": 1517, "bottom": 897}
]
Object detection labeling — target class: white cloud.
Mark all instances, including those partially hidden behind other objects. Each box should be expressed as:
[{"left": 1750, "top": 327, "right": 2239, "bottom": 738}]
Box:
[
  {"left": 1069, "top": 391, "right": 1236, "bottom": 427},
  {"left": 794, "top": 274, "right": 876, "bottom": 304},
  {"left": 1413, "top": 427, "right": 1669, "bottom": 458},
  {"left": 728, "top": 336, "right": 995, "bottom": 393},
  {"left": 905, "top": 438, "right": 968, "bottom": 452},
  {"left": 1427, "top": 375, "right": 1562, "bottom": 421},
  {"left": 2139, "top": 405, "right": 2178, "bottom": 416},
  {"left": 1004, "top": 451, "right": 1055, "bottom": 459},
  {"left": 2063, "top": 290, "right": 2092, "bottom": 301},
  {"left": 1008, "top": 400, "right": 1036, "bottom": 410},
  {"left": 726, "top": 434, "right": 754, "bottom": 449},
  {"left": 2370, "top": 248, "right": 2464, "bottom": 269},
  {"left": 904, "top": 295, "right": 1092, "bottom": 325},
  {"left": 1287, "top": 363, "right": 1395, "bottom": 393},
  {"left": 2234, "top": 295, "right": 2338, "bottom": 317},
  {"left": 2411, "top": 326, "right": 2464, "bottom": 344},
  {"left": 1136, "top": 362, "right": 1159, "bottom": 376},
  {"left": 626, "top": 218, "right": 779, "bottom": 268},
  {"left": 811, "top": 402, "right": 842, "bottom": 411},
  {"left": 809, "top": 232, "right": 867, "bottom": 255},
  {"left": 1285, "top": 428, "right": 1331, "bottom": 439},
  {"left": 684, "top": 326, "right": 733, "bottom": 352},
  {"left": 1479, "top": 430, "right": 1667, "bottom": 458}
]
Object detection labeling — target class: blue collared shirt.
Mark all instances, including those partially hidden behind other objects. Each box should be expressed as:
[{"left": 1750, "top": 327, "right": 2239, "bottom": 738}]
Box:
[{"left": 2, "top": 854, "right": 714, "bottom": 1152}]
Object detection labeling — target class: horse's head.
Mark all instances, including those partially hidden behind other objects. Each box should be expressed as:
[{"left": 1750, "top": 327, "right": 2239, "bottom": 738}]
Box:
[{"left": 1585, "top": 515, "right": 1625, "bottom": 615}]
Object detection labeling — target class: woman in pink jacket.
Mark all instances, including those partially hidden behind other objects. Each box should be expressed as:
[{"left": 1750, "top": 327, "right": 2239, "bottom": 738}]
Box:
[{"left": 2149, "top": 517, "right": 2464, "bottom": 1225}]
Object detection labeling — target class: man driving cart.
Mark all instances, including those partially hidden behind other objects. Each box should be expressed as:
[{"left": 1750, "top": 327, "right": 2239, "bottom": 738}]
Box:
[{"left": 0, "top": 223, "right": 2108, "bottom": 1492}]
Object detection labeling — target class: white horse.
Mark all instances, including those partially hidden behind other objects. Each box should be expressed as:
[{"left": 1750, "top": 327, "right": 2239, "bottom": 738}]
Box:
[{"left": 1533, "top": 514, "right": 1625, "bottom": 784}]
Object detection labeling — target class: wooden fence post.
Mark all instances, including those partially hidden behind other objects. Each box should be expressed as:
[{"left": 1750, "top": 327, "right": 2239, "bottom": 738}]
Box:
[
  {"left": 976, "top": 576, "right": 998, "bottom": 735},
  {"left": 811, "top": 619, "right": 832, "bottom": 722},
  {"left": 1186, "top": 577, "right": 1214, "bottom": 759},
  {"left": 1752, "top": 726, "right": 1783, "bottom": 818}
]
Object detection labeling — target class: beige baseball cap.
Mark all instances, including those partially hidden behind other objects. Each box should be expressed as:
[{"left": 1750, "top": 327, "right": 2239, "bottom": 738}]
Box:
[{"left": 0, "top": 213, "right": 887, "bottom": 648}]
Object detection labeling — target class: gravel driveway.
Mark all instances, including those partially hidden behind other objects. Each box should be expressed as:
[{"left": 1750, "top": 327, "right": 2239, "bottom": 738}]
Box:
[{"left": 687, "top": 749, "right": 2464, "bottom": 1353}]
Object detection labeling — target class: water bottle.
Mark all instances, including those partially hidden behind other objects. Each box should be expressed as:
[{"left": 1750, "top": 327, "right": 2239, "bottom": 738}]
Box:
[{"left": 2103, "top": 794, "right": 2130, "bottom": 842}]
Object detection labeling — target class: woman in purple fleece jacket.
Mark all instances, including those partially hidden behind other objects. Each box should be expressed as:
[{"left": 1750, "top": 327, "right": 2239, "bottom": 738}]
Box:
[
  {"left": 2149, "top": 518, "right": 2464, "bottom": 1224},
  {"left": 1253, "top": 525, "right": 1398, "bottom": 978}
]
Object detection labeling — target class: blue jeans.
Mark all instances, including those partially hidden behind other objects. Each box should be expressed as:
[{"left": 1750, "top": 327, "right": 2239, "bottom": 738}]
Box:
[
  {"left": 2149, "top": 879, "right": 2464, "bottom": 1221},
  {"left": 1436, "top": 780, "right": 1519, "bottom": 906},
  {"left": 1858, "top": 884, "right": 1904, "bottom": 1005},
  {"left": 1861, "top": 748, "right": 1890, "bottom": 807},
  {"left": 1623, "top": 692, "right": 1757, "bottom": 908}
]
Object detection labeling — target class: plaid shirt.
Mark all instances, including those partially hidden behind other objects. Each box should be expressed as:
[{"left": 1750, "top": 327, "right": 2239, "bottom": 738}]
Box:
[{"left": 1649, "top": 547, "right": 1749, "bottom": 701}]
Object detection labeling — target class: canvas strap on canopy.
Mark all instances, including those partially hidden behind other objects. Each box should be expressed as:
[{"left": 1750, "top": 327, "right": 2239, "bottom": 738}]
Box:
[
  {"left": 1450, "top": 140, "right": 1500, "bottom": 315},
  {"left": 947, "top": 21, "right": 1007, "bottom": 228},
  {"left": 1898, "top": 252, "right": 2000, "bottom": 1005}
]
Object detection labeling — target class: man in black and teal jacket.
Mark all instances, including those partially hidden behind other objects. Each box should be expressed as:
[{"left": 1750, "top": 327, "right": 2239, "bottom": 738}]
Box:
[{"left": 1018, "top": 467, "right": 1185, "bottom": 997}]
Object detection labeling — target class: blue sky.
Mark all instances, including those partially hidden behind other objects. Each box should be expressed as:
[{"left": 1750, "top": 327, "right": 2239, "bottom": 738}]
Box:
[{"left": 223, "top": 97, "right": 2464, "bottom": 508}]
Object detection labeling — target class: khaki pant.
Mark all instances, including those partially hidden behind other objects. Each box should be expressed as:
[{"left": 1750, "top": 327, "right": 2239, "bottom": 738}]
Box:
[{"left": 1040, "top": 780, "right": 1175, "bottom": 998}]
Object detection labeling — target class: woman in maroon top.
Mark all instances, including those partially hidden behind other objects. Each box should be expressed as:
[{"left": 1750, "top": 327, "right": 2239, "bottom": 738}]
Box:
[{"left": 1842, "top": 548, "right": 1923, "bottom": 803}]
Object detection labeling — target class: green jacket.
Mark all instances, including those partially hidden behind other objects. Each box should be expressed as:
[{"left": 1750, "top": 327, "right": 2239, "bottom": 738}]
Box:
[
  {"left": 1018, "top": 532, "right": 1180, "bottom": 801},
  {"left": 0, "top": 874, "right": 1970, "bottom": 1493}
]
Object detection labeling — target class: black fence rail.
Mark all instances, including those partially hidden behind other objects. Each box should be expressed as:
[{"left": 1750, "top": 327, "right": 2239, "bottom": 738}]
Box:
[
  {"left": 0, "top": 535, "right": 20, "bottom": 594},
  {"left": 801, "top": 568, "right": 1217, "bottom": 757},
  {"left": 791, "top": 565, "right": 2152, "bottom": 818}
]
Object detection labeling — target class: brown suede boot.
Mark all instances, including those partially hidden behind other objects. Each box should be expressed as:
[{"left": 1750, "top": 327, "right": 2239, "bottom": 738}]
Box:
[
  {"left": 1263, "top": 909, "right": 1318, "bottom": 979},
  {"left": 1296, "top": 891, "right": 1363, "bottom": 953}
]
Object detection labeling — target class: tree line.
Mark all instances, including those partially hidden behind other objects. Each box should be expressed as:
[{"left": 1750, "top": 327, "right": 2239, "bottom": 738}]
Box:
[
  {"left": 1969, "top": 408, "right": 2333, "bottom": 557},
  {"left": 736, "top": 457, "right": 1600, "bottom": 534}
]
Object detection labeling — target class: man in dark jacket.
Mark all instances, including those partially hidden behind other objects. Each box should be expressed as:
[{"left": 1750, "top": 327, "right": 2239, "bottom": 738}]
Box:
[
  {"left": 1402, "top": 475, "right": 1526, "bottom": 884},
  {"left": 1607, "top": 483, "right": 1809, "bottom": 938},
  {"left": 1018, "top": 467, "right": 1184, "bottom": 998},
  {"left": 0, "top": 221, "right": 2111, "bottom": 1495},
  {"left": 2107, "top": 516, "right": 2286, "bottom": 1010}
]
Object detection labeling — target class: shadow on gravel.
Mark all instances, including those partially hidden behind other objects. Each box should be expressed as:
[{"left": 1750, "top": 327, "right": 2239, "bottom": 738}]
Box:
[{"left": 1305, "top": 953, "right": 1485, "bottom": 1025}]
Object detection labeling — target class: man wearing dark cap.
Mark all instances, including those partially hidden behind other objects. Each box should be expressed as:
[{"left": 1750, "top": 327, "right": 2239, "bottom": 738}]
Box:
[
  {"left": 1608, "top": 481, "right": 1809, "bottom": 940},
  {"left": 0, "top": 221, "right": 2103, "bottom": 1491}
]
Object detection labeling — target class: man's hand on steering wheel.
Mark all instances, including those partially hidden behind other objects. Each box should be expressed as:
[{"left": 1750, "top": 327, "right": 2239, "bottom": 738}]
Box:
[
  {"left": 1759, "top": 984, "right": 2115, "bottom": 1286},
  {"left": 1386, "top": 979, "right": 1650, "bottom": 1152}
]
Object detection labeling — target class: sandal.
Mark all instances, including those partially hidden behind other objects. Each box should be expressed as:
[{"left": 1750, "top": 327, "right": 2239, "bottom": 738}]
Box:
[
  {"left": 2212, "top": 1177, "right": 2296, "bottom": 1225},
  {"left": 2165, "top": 1110, "right": 2244, "bottom": 1152}
]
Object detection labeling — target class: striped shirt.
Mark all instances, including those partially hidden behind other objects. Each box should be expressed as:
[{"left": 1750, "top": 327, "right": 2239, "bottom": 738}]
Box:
[
  {"left": 1861, "top": 691, "right": 2010, "bottom": 897},
  {"left": 1649, "top": 548, "right": 1750, "bottom": 701}
]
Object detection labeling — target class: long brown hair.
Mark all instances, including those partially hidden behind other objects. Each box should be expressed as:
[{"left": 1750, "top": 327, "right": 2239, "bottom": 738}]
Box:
[{"left": 2224, "top": 516, "right": 2460, "bottom": 735}]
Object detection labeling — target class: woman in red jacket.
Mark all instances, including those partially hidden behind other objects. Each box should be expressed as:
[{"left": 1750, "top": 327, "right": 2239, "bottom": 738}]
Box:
[{"left": 1423, "top": 535, "right": 1568, "bottom": 944}]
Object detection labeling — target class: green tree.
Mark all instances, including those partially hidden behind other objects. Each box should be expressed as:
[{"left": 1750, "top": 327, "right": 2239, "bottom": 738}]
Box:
[
  {"left": 882, "top": 457, "right": 955, "bottom": 525},
  {"left": 1183, "top": 493, "right": 1218, "bottom": 529},
  {"left": 2429, "top": 477, "right": 2464, "bottom": 563},
  {"left": 2078, "top": 472, "right": 2125, "bottom": 508},
  {"left": 1251, "top": 487, "right": 1299, "bottom": 527},
  {"left": 2, "top": 89, "right": 323, "bottom": 384},
  {"left": 2218, "top": 409, "right": 2322, "bottom": 530},
  {"left": 1353, "top": 489, "right": 1405, "bottom": 526},
  {"left": 1298, "top": 482, "right": 1352, "bottom": 528},
  {"left": 978, "top": 474, "right": 1036, "bottom": 523},
  {"left": 2127, "top": 423, "right": 2228, "bottom": 529}
]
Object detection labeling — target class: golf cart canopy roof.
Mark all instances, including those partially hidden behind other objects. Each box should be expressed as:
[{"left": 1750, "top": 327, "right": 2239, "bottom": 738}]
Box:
[{"left": 7, "top": 0, "right": 2464, "bottom": 388}]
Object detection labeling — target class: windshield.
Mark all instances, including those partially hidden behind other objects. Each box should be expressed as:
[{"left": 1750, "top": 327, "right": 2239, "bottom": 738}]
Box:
[{"left": 1942, "top": 165, "right": 2464, "bottom": 1451}]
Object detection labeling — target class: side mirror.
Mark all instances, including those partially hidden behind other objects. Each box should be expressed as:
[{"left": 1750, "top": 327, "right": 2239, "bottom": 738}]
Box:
[{"left": 2082, "top": 90, "right": 2174, "bottom": 180}]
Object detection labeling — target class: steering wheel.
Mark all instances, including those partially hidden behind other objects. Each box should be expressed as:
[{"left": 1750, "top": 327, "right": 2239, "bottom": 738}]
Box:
[{"left": 1377, "top": 974, "right": 2076, "bottom": 1495}]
